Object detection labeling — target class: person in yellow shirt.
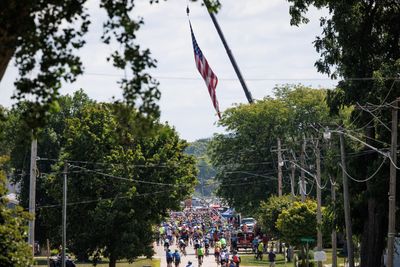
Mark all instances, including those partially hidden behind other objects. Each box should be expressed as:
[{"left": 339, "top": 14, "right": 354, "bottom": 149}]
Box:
[{"left": 256, "top": 241, "right": 264, "bottom": 260}]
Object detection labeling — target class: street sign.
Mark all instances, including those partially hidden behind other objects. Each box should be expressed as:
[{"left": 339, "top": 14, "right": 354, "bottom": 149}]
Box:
[{"left": 300, "top": 237, "right": 315, "bottom": 243}]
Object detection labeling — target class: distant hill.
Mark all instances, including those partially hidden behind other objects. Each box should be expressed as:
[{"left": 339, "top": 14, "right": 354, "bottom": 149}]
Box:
[{"left": 185, "top": 138, "right": 217, "bottom": 197}]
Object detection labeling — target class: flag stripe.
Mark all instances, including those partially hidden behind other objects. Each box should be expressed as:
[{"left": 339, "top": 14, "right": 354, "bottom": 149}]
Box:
[{"left": 190, "top": 23, "right": 221, "bottom": 119}]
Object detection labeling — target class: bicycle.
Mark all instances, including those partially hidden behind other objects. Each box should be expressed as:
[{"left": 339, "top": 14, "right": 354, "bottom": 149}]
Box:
[{"left": 197, "top": 255, "right": 203, "bottom": 267}]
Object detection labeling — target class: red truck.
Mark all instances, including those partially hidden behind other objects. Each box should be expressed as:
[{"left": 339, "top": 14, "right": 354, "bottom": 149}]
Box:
[{"left": 236, "top": 232, "right": 255, "bottom": 251}]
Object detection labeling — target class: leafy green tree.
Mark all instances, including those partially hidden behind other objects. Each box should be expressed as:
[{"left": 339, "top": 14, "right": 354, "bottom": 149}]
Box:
[
  {"left": 209, "top": 85, "right": 331, "bottom": 214},
  {"left": 3, "top": 91, "right": 196, "bottom": 266},
  {"left": 209, "top": 97, "right": 288, "bottom": 214},
  {"left": 276, "top": 200, "right": 318, "bottom": 267},
  {"left": 287, "top": 2, "right": 400, "bottom": 266},
  {"left": 186, "top": 139, "right": 216, "bottom": 196},
  {"left": 0, "top": 156, "right": 33, "bottom": 267},
  {"left": 41, "top": 101, "right": 197, "bottom": 267},
  {"left": 3, "top": 90, "right": 93, "bottom": 245},
  {"left": 276, "top": 200, "right": 318, "bottom": 248},
  {"left": 256, "top": 195, "right": 296, "bottom": 238}
]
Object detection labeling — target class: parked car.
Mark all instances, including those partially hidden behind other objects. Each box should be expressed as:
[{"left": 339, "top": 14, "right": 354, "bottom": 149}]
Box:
[
  {"left": 49, "top": 255, "right": 76, "bottom": 267},
  {"left": 240, "top": 217, "right": 257, "bottom": 231}
]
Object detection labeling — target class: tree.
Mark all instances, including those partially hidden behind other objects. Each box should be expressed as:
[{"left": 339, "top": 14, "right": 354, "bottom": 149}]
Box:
[
  {"left": 0, "top": 155, "right": 33, "bottom": 267},
  {"left": 209, "top": 85, "right": 331, "bottom": 214},
  {"left": 2, "top": 90, "right": 94, "bottom": 246},
  {"left": 276, "top": 200, "right": 318, "bottom": 248},
  {"left": 186, "top": 139, "right": 216, "bottom": 196},
  {"left": 287, "top": 2, "right": 400, "bottom": 266},
  {"left": 256, "top": 195, "right": 296, "bottom": 238},
  {"left": 0, "top": 0, "right": 221, "bottom": 129},
  {"left": 2, "top": 91, "right": 197, "bottom": 266},
  {"left": 40, "top": 101, "right": 197, "bottom": 267},
  {"left": 276, "top": 200, "right": 318, "bottom": 267},
  {"left": 209, "top": 97, "right": 289, "bottom": 214}
]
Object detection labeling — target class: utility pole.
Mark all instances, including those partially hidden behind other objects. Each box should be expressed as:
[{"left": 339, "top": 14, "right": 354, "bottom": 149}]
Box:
[
  {"left": 62, "top": 162, "right": 68, "bottom": 267},
  {"left": 291, "top": 163, "right": 295, "bottom": 198},
  {"left": 277, "top": 138, "right": 283, "bottom": 196},
  {"left": 28, "top": 137, "right": 37, "bottom": 257},
  {"left": 203, "top": 0, "right": 253, "bottom": 104},
  {"left": 323, "top": 130, "right": 337, "bottom": 266},
  {"left": 300, "top": 137, "right": 306, "bottom": 201},
  {"left": 339, "top": 132, "right": 355, "bottom": 267},
  {"left": 315, "top": 140, "right": 323, "bottom": 267},
  {"left": 324, "top": 131, "right": 337, "bottom": 267},
  {"left": 331, "top": 174, "right": 337, "bottom": 267},
  {"left": 387, "top": 99, "right": 398, "bottom": 267}
]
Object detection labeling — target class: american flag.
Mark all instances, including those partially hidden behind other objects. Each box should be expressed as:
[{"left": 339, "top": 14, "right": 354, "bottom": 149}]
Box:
[{"left": 190, "top": 23, "right": 221, "bottom": 119}]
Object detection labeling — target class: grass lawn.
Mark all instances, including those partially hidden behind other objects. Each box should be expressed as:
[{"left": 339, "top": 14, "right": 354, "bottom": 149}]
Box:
[
  {"left": 34, "top": 257, "right": 160, "bottom": 267},
  {"left": 240, "top": 249, "right": 348, "bottom": 267},
  {"left": 240, "top": 253, "right": 289, "bottom": 266}
]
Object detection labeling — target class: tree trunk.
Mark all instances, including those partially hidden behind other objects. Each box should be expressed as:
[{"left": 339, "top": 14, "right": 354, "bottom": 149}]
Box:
[
  {"left": 0, "top": 1, "right": 32, "bottom": 82},
  {"left": 109, "top": 254, "right": 117, "bottom": 267},
  {"left": 360, "top": 196, "right": 386, "bottom": 267},
  {"left": 359, "top": 124, "right": 387, "bottom": 267},
  {"left": 0, "top": 37, "right": 16, "bottom": 82}
]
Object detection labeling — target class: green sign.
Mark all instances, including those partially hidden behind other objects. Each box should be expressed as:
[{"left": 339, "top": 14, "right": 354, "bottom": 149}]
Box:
[{"left": 300, "top": 237, "right": 315, "bottom": 243}]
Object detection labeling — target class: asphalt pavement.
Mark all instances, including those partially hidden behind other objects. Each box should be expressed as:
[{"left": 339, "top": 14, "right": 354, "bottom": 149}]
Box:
[{"left": 154, "top": 242, "right": 219, "bottom": 267}]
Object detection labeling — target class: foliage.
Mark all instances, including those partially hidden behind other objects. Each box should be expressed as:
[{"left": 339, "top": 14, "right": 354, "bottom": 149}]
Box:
[
  {"left": 276, "top": 200, "right": 318, "bottom": 248},
  {"left": 1, "top": 90, "right": 94, "bottom": 246},
  {"left": 185, "top": 139, "right": 216, "bottom": 196},
  {"left": 209, "top": 85, "right": 331, "bottom": 214},
  {"left": 256, "top": 195, "right": 296, "bottom": 238},
  {"left": 209, "top": 98, "right": 288, "bottom": 214},
  {"left": 50, "top": 102, "right": 197, "bottom": 266},
  {"left": 0, "top": 156, "right": 33, "bottom": 267},
  {"left": 2, "top": 91, "right": 197, "bottom": 267},
  {"left": 287, "top": 2, "right": 400, "bottom": 266}
]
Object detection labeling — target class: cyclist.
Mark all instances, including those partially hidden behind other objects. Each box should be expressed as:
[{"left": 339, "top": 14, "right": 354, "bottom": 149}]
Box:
[
  {"left": 166, "top": 249, "right": 174, "bottom": 267},
  {"left": 164, "top": 238, "right": 170, "bottom": 251},
  {"left": 204, "top": 238, "right": 210, "bottom": 256},
  {"left": 219, "top": 249, "right": 229, "bottom": 267},
  {"left": 214, "top": 242, "right": 221, "bottom": 264},
  {"left": 228, "top": 260, "right": 236, "bottom": 267},
  {"left": 173, "top": 249, "right": 181, "bottom": 267},
  {"left": 220, "top": 236, "right": 227, "bottom": 249},
  {"left": 179, "top": 239, "right": 187, "bottom": 256},
  {"left": 194, "top": 239, "right": 200, "bottom": 256},
  {"left": 232, "top": 251, "right": 241, "bottom": 267},
  {"left": 197, "top": 245, "right": 204, "bottom": 266}
]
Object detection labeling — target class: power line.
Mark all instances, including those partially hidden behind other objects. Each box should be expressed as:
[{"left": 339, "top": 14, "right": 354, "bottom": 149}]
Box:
[
  {"left": 67, "top": 164, "right": 188, "bottom": 187},
  {"left": 83, "top": 72, "right": 400, "bottom": 82},
  {"left": 344, "top": 128, "right": 390, "bottom": 147},
  {"left": 287, "top": 159, "right": 329, "bottom": 190},
  {"left": 36, "top": 189, "right": 172, "bottom": 210},
  {"left": 338, "top": 157, "right": 387, "bottom": 183},
  {"left": 356, "top": 102, "right": 392, "bottom": 132}
]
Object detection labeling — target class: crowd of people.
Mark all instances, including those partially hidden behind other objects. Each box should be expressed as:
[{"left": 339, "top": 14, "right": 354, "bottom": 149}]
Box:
[{"left": 157, "top": 207, "right": 278, "bottom": 267}]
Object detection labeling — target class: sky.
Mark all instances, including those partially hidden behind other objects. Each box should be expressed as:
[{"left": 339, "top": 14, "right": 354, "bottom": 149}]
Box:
[{"left": 0, "top": 0, "right": 337, "bottom": 142}]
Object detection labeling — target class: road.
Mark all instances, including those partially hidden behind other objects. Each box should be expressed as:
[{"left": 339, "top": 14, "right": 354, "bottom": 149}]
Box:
[{"left": 154, "top": 242, "right": 218, "bottom": 267}]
